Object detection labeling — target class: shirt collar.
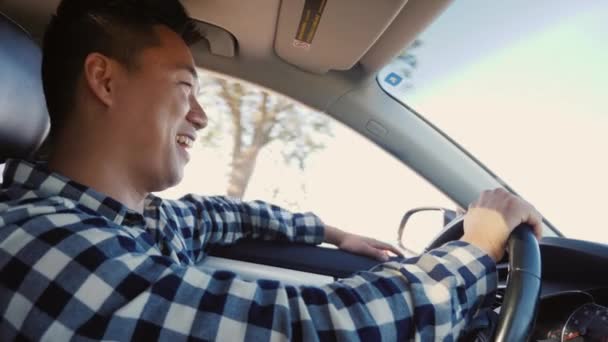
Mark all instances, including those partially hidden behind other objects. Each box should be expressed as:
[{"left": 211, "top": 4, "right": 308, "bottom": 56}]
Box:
[{"left": 2, "top": 159, "right": 152, "bottom": 226}]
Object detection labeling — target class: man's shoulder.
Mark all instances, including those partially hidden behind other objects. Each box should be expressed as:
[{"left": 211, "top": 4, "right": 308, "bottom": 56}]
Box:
[
  {"left": 0, "top": 194, "right": 139, "bottom": 259},
  {"left": 0, "top": 193, "right": 119, "bottom": 238}
]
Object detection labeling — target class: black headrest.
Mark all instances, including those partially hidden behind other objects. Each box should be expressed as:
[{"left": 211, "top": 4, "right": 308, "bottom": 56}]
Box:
[{"left": 0, "top": 12, "right": 50, "bottom": 162}]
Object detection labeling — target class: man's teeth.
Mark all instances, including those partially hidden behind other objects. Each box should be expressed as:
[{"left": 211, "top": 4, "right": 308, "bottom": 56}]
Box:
[{"left": 176, "top": 135, "right": 194, "bottom": 148}]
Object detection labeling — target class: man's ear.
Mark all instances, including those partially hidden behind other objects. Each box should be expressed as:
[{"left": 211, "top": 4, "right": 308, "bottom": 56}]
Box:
[{"left": 82, "top": 53, "right": 119, "bottom": 107}]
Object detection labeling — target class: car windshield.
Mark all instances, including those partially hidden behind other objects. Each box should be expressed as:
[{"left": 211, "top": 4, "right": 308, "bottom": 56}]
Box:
[{"left": 378, "top": 1, "right": 608, "bottom": 243}]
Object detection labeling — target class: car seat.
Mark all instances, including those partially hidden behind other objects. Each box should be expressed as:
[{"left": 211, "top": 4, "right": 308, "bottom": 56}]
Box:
[{"left": 0, "top": 11, "right": 49, "bottom": 170}]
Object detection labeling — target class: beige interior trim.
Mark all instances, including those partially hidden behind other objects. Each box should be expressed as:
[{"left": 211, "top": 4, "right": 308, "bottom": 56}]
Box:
[
  {"left": 1, "top": 0, "right": 452, "bottom": 78},
  {"left": 274, "top": 0, "right": 408, "bottom": 74},
  {"left": 199, "top": 256, "right": 334, "bottom": 286},
  {"left": 198, "top": 21, "right": 237, "bottom": 58},
  {"left": 183, "top": 0, "right": 282, "bottom": 59}
]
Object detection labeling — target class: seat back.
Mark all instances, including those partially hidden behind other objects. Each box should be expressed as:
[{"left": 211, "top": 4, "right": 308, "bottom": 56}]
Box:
[{"left": 0, "top": 12, "right": 50, "bottom": 164}]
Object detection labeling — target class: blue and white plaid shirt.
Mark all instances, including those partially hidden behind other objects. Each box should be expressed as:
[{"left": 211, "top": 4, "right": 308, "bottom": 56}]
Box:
[{"left": 0, "top": 159, "right": 497, "bottom": 341}]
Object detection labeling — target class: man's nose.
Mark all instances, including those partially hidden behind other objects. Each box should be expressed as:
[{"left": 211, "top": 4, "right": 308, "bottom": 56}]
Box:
[{"left": 187, "top": 94, "right": 208, "bottom": 130}]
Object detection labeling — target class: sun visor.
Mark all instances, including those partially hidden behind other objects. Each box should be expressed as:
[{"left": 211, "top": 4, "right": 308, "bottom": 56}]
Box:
[{"left": 274, "top": 0, "right": 408, "bottom": 74}]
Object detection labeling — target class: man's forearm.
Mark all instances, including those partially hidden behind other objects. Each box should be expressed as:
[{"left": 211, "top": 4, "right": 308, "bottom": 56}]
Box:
[{"left": 176, "top": 195, "right": 325, "bottom": 248}]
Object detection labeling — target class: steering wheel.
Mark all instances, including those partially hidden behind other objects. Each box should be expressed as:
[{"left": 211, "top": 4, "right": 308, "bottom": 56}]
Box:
[{"left": 426, "top": 217, "right": 541, "bottom": 341}]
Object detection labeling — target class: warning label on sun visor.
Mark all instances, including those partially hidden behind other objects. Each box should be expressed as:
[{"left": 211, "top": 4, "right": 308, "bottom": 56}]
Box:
[{"left": 293, "top": 0, "right": 327, "bottom": 49}]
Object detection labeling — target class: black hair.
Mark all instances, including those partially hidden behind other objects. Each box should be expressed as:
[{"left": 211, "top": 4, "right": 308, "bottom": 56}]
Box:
[{"left": 41, "top": 0, "right": 202, "bottom": 139}]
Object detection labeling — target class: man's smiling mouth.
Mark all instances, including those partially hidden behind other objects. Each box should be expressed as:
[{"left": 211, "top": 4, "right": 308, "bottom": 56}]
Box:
[{"left": 176, "top": 134, "right": 194, "bottom": 148}]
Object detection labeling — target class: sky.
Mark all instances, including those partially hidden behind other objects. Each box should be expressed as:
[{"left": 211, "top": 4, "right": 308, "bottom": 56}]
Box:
[
  {"left": 406, "top": 1, "right": 606, "bottom": 88},
  {"left": 385, "top": 1, "right": 608, "bottom": 243}
]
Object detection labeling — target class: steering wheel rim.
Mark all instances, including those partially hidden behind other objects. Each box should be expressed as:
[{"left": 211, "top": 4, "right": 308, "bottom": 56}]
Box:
[{"left": 425, "top": 217, "right": 541, "bottom": 340}]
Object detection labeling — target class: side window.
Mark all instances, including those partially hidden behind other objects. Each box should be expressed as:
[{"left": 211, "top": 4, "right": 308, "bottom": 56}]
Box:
[{"left": 158, "top": 71, "right": 458, "bottom": 253}]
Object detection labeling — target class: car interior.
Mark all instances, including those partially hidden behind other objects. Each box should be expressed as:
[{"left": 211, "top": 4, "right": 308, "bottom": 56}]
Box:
[{"left": 2, "top": 0, "right": 608, "bottom": 340}]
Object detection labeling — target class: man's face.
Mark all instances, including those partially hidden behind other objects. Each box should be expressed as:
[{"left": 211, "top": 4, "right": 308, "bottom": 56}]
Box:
[{"left": 109, "top": 26, "right": 207, "bottom": 192}]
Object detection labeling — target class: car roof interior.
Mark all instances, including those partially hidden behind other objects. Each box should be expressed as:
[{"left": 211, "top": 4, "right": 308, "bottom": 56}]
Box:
[
  {"left": 2, "top": 0, "right": 541, "bottom": 233},
  {"left": 1, "top": 0, "right": 452, "bottom": 112}
]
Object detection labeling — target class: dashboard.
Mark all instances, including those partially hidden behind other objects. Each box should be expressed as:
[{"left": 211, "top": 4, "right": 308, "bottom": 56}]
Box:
[
  {"left": 528, "top": 237, "right": 608, "bottom": 341},
  {"left": 534, "top": 290, "right": 608, "bottom": 341}
]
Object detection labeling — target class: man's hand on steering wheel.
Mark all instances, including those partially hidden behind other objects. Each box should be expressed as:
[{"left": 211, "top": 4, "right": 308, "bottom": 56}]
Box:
[{"left": 461, "top": 188, "right": 543, "bottom": 261}]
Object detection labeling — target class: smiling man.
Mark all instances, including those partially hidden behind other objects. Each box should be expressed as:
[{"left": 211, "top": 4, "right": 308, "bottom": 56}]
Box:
[{"left": 0, "top": 0, "right": 542, "bottom": 341}]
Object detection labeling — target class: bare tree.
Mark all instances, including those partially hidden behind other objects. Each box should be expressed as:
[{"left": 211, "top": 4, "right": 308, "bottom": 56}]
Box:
[{"left": 197, "top": 76, "right": 332, "bottom": 199}]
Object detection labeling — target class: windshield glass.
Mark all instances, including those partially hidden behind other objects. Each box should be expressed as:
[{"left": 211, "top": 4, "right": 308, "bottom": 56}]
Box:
[
  {"left": 158, "top": 71, "right": 457, "bottom": 251},
  {"left": 378, "top": 1, "right": 608, "bottom": 243}
]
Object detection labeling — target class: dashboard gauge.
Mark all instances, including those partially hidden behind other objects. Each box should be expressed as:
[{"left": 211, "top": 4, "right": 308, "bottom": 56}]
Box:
[{"left": 562, "top": 303, "right": 608, "bottom": 341}]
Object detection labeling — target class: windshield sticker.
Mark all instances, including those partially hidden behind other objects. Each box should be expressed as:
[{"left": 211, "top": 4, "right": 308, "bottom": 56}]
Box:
[
  {"left": 293, "top": 0, "right": 327, "bottom": 49},
  {"left": 384, "top": 72, "right": 403, "bottom": 87}
]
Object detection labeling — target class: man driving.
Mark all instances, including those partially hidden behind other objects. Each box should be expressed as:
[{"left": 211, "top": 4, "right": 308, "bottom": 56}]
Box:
[{"left": 0, "top": 0, "right": 542, "bottom": 340}]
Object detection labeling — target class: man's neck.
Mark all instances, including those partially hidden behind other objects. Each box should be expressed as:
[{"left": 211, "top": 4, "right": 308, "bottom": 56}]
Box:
[{"left": 47, "top": 142, "right": 147, "bottom": 214}]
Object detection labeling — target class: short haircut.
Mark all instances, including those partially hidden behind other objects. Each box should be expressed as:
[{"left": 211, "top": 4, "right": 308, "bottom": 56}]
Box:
[{"left": 41, "top": 0, "right": 202, "bottom": 139}]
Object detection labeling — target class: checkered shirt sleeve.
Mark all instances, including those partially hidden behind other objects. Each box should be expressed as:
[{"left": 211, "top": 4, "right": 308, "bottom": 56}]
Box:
[
  {"left": 1, "top": 213, "right": 496, "bottom": 341},
  {"left": 164, "top": 194, "right": 325, "bottom": 248}
]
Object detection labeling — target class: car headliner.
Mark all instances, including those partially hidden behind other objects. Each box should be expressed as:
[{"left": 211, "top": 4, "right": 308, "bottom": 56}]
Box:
[{"left": 0, "top": 0, "right": 452, "bottom": 113}]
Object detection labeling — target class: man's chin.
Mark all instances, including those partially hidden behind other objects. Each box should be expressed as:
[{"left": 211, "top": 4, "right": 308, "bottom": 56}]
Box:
[
  {"left": 166, "top": 171, "right": 184, "bottom": 190},
  {"left": 150, "top": 169, "right": 184, "bottom": 193}
]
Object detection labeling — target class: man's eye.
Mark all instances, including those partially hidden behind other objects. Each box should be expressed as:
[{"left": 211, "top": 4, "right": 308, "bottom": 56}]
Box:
[{"left": 180, "top": 81, "right": 193, "bottom": 88}]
